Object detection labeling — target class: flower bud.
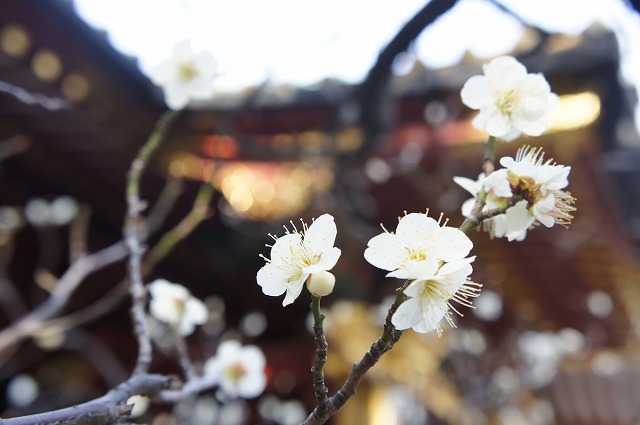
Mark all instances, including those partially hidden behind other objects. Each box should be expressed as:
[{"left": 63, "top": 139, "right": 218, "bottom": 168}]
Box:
[{"left": 307, "top": 271, "right": 335, "bottom": 297}]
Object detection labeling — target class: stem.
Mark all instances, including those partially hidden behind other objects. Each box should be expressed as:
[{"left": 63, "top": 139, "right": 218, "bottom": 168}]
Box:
[
  {"left": 142, "top": 182, "right": 213, "bottom": 275},
  {"left": 125, "top": 110, "right": 180, "bottom": 375},
  {"left": 173, "top": 328, "right": 196, "bottom": 381},
  {"left": 463, "top": 135, "right": 498, "bottom": 227},
  {"left": 303, "top": 285, "right": 407, "bottom": 425},
  {"left": 483, "top": 135, "right": 496, "bottom": 175},
  {"left": 310, "top": 295, "right": 330, "bottom": 413},
  {"left": 459, "top": 204, "right": 511, "bottom": 234}
]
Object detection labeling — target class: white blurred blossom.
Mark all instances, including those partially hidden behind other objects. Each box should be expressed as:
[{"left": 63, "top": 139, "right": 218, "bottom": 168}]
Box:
[
  {"left": 6, "top": 374, "right": 39, "bottom": 407},
  {"left": 0, "top": 206, "right": 22, "bottom": 231},
  {"left": 461, "top": 56, "right": 558, "bottom": 141},
  {"left": 24, "top": 196, "right": 78, "bottom": 226},
  {"left": 148, "top": 279, "right": 208, "bottom": 336},
  {"left": 257, "top": 214, "right": 341, "bottom": 306},
  {"left": 49, "top": 196, "right": 79, "bottom": 226},
  {"left": 204, "top": 340, "right": 267, "bottom": 399},
  {"left": 151, "top": 39, "right": 218, "bottom": 110}
]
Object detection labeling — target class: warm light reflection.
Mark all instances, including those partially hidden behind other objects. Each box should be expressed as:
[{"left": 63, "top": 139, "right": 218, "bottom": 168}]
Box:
[
  {"left": 201, "top": 134, "right": 239, "bottom": 159},
  {"left": 170, "top": 154, "right": 334, "bottom": 221},
  {"left": 548, "top": 91, "right": 600, "bottom": 132},
  {"left": 368, "top": 387, "right": 398, "bottom": 425}
]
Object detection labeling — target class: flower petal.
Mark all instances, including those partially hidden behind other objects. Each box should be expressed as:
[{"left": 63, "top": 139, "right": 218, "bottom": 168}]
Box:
[
  {"left": 483, "top": 56, "right": 527, "bottom": 85},
  {"left": 256, "top": 264, "right": 289, "bottom": 296},
  {"left": 303, "top": 214, "right": 337, "bottom": 257},
  {"left": 453, "top": 175, "right": 483, "bottom": 197},
  {"left": 414, "top": 298, "right": 448, "bottom": 334},
  {"left": 304, "top": 247, "right": 341, "bottom": 274},
  {"left": 504, "top": 200, "right": 535, "bottom": 241},
  {"left": 396, "top": 213, "right": 440, "bottom": 251},
  {"left": 436, "top": 226, "right": 473, "bottom": 262},
  {"left": 184, "top": 297, "right": 209, "bottom": 325},
  {"left": 387, "top": 257, "right": 439, "bottom": 280},
  {"left": 533, "top": 194, "right": 556, "bottom": 227},
  {"left": 460, "top": 75, "right": 491, "bottom": 109},
  {"left": 270, "top": 233, "right": 303, "bottom": 262},
  {"left": 282, "top": 278, "right": 306, "bottom": 306},
  {"left": 391, "top": 298, "right": 423, "bottom": 331},
  {"left": 364, "top": 233, "right": 406, "bottom": 271}
]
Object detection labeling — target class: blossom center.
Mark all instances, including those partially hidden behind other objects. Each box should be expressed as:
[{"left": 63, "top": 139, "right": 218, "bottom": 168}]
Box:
[
  {"left": 407, "top": 247, "right": 428, "bottom": 262},
  {"left": 172, "top": 297, "right": 186, "bottom": 316},
  {"left": 420, "top": 279, "right": 448, "bottom": 301},
  {"left": 225, "top": 362, "right": 247, "bottom": 382},
  {"left": 178, "top": 61, "right": 198, "bottom": 82},
  {"left": 496, "top": 89, "right": 519, "bottom": 116},
  {"left": 508, "top": 172, "right": 544, "bottom": 205}
]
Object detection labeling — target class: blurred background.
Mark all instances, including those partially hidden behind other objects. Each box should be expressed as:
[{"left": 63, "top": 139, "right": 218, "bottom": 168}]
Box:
[{"left": 1, "top": 0, "right": 640, "bottom": 424}]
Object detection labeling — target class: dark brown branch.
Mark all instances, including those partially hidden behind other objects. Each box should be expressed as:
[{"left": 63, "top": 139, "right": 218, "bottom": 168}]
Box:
[
  {"left": 303, "top": 287, "right": 407, "bottom": 425},
  {"left": 352, "top": 0, "right": 459, "bottom": 157},
  {"left": 310, "top": 295, "right": 330, "bottom": 414}
]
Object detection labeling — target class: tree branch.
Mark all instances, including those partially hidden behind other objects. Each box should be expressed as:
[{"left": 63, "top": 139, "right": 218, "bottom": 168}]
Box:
[
  {"left": 352, "top": 0, "right": 459, "bottom": 157},
  {"left": 124, "top": 110, "right": 180, "bottom": 375},
  {"left": 310, "top": 295, "right": 330, "bottom": 414},
  {"left": 0, "top": 374, "right": 175, "bottom": 425},
  {"left": 303, "top": 286, "right": 407, "bottom": 425}
]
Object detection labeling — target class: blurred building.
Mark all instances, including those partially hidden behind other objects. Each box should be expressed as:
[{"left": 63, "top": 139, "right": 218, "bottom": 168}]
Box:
[{"left": 1, "top": 1, "right": 640, "bottom": 424}]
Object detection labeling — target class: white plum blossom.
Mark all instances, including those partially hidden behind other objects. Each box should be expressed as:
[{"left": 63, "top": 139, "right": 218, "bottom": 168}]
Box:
[
  {"left": 461, "top": 56, "right": 558, "bottom": 142},
  {"left": 454, "top": 146, "right": 575, "bottom": 241},
  {"left": 494, "top": 146, "right": 575, "bottom": 240},
  {"left": 151, "top": 40, "right": 217, "bottom": 110},
  {"left": 365, "top": 212, "right": 479, "bottom": 335},
  {"left": 392, "top": 259, "right": 480, "bottom": 335},
  {"left": 453, "top": 173, "right": 510, "bottom": 219},
  {"left": 204, "top": 340, "right": 267, "bottom": 399},
  {"left": 148, "top": 279, "right": 208, "bottom": 336},
  {"left": 257, "top": 214, "right": 341, "bottom": 306},
  {"left": 364, "top": 213, "right": 473, "bottom": 280}
]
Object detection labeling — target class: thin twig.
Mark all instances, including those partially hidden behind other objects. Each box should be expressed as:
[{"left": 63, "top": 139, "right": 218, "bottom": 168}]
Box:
[
  {"left": 0, "top": 240, "right": 129, "bottom": 363},
  {"left": 465, "top": 135, "right": 497, "bottom": 223},
  {"left": 142, "top": 182, "right": 213, "bottom": 276},
  {"left": 145, "top": 174, "right": 185, "bottom": 234},
  {"left": 0, "top": 80, "right": 71, "bottom": 110},
  {"left": 124, "top": 109, "right": 180, "bottom": 375},
  {"left": 173, "top": 329, "right": 197, "bottom": 381},
  {"left": 35, "top": 182, "right": 212, "bottom": 339},
  {"left": 69, "top": 204, "right": 91, "bottom": 263},
  {"left": 458, "top": 203, "right": 515, "bottom": 234}
]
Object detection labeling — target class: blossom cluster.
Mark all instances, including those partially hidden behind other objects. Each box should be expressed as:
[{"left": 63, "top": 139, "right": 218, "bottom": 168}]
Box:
[
  {"left": 256, "top": 212, "right": 480, "bottom": 335},
  {"left": 364, "top": 213, "right": 480, "bottom": 335},
  {"left": 455, "top": 146, "right": 576, "bottom": 241},
  {"left": 147, "top": 280, "right": 267, "bottom": 399}
]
